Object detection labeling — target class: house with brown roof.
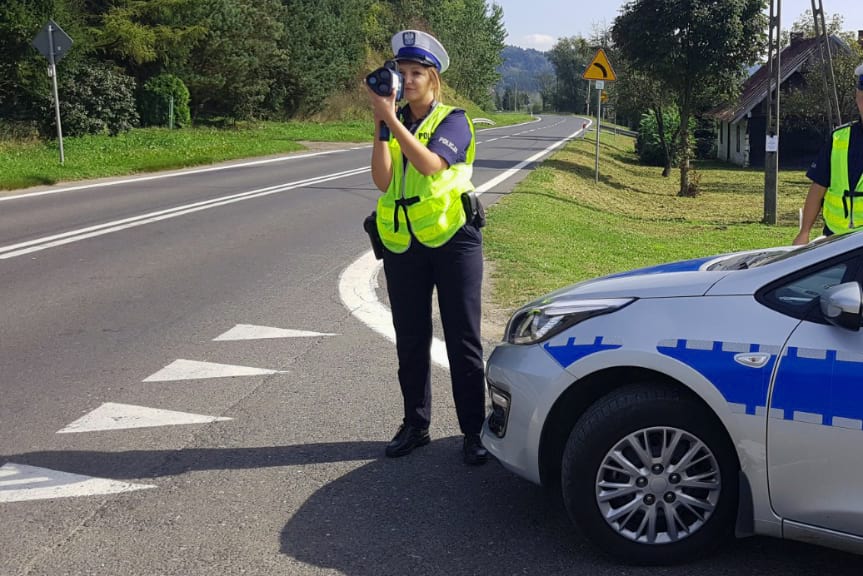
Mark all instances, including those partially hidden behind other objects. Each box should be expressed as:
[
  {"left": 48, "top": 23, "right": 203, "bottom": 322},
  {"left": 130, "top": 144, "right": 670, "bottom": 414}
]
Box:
[{"left": 707, "top": 33, "right": 851, "bottom": 168}]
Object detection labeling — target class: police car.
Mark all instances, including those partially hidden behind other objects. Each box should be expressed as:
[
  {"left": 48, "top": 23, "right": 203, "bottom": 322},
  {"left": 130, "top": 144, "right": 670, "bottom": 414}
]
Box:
[{"left": 482, "top": 231, "right": 863, "bottom": 565}]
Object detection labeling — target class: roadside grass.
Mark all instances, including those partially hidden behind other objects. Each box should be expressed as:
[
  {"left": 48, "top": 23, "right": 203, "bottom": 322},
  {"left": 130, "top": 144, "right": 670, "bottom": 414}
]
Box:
[
  {"left": 484, "top": 130, "right": 812, "bottom": 312},
  {"left": 0, "top": 112, "right": 533, "bottom": 191}
]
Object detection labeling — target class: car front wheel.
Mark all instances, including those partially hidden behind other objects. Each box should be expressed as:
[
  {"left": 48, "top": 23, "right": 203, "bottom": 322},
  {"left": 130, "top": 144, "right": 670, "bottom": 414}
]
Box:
[{"left": 561, "top": 383, "right": 738, "bottom": 565}]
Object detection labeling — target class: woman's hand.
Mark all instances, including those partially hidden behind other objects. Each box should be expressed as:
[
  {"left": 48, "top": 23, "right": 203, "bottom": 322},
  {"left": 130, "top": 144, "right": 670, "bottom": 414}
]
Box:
[{"left": 366, "top": 83, "right": 398, "bottom": 126}]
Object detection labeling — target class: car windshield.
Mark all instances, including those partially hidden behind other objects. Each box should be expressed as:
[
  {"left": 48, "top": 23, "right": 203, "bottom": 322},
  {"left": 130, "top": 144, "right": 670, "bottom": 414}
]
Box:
[{"left": 706, "top": 232, "right": 856, "bottom": 271}]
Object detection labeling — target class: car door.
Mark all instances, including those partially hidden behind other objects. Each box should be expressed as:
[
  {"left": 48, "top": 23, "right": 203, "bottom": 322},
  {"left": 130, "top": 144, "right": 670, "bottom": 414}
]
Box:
[{"left": 764, "top": 255, "right": 863, "bottom": 536}]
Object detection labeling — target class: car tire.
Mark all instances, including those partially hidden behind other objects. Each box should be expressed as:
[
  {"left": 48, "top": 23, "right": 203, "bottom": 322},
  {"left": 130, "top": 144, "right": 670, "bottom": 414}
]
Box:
[{"left": 561, "top": 383, "right": 738, "bottom": 565}]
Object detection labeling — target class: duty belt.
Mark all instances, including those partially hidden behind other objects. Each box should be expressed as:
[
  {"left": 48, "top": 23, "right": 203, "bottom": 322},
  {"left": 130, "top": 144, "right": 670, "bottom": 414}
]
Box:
[
  {"left": 393, "top": 196, "right": 419, "bottom": 232},
  {"left": 842, "top": 190, "right": 863, "bottom": 228}
]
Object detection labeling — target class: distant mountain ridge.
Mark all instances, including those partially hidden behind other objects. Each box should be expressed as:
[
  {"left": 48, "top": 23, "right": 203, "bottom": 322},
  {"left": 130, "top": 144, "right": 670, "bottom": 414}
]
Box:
[{"left": 497, "top": 45, "right": 553, "bottom": 93}]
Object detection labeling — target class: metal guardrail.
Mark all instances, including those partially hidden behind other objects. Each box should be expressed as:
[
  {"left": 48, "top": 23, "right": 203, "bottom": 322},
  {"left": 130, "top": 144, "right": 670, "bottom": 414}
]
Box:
[
  {"left": 472, "top": 118, "right": 496, "bottom": 125},
  {"left": 601, "top": 126, "right": 638, "bottom": 137}
]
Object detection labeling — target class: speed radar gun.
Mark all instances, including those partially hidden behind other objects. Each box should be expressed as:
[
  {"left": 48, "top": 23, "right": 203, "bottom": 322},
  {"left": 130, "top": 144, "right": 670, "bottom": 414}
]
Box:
[{"left": 366, "top": 60, "right": 403, "bottom": 141}]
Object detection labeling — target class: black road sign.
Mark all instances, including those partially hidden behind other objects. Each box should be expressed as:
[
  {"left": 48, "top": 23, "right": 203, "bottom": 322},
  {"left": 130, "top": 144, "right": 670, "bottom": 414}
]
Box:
[{"left": 32, "top": 20, "right": 73, "bottom": 63}]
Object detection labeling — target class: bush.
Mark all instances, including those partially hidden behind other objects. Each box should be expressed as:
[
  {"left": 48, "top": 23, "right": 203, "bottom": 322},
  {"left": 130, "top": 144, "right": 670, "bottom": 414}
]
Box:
[
  {"left": 636, "top": 107, "right": 694, "bottom": 167},
  {"left": 139, "top": 74, "right": 191, "bottom": 128},
  {"left": 46, "top": 62, "right": 139, "bottom": 137}
]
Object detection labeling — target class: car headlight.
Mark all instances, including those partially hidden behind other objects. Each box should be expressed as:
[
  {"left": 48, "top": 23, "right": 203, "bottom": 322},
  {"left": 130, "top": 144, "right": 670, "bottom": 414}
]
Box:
[{"left": 504, "top": 297, "right": 635, "bottom": 345}]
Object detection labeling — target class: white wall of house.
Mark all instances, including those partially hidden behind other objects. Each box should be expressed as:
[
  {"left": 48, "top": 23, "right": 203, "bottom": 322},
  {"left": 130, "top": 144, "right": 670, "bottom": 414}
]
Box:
[{"left": 715, "top": 118, "right": 750, "bottom": 167}]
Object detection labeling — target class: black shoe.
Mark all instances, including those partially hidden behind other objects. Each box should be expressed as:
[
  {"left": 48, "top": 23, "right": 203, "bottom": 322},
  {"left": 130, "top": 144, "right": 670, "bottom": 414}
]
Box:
[
  {"left": 385, "top": 424, "right": 430, "bottom": 458},
  {"left": 463, "top": 433, "right": 488, "bottom": 466}
]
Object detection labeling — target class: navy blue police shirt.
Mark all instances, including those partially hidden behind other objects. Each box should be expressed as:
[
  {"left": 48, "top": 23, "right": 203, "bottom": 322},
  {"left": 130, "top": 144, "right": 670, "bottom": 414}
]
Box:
[
  {"left": 398, "top": 103, "right": 472, "bottom": 168},
  {"left": 806, "top": 120, "right": 863, "bottom": 191}
]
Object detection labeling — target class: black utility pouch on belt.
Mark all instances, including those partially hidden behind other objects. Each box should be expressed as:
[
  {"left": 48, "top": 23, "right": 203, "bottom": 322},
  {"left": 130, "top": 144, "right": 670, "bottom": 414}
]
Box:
[
  {"left": 363, "top": 212, "right": 385, "bottom": 260},
  {"left": 461, "top": 191, "right": 486, "bottom": 228}
]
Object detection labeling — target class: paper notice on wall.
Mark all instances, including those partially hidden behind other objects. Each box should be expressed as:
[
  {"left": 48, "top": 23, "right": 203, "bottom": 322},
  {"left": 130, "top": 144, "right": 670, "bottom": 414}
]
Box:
[{"left": 765, "top": 135, "right": 779, "bottom": 152}]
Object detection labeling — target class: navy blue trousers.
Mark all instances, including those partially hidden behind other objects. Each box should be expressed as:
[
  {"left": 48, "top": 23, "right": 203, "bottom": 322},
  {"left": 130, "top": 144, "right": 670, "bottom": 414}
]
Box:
[{"left": 382, "top": 223, "right": 486, "bottom": 435}]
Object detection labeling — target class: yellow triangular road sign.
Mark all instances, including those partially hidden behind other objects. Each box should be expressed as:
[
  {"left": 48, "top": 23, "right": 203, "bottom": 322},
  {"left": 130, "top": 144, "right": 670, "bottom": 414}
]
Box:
[{"left": 582, "top": 48, "right": 616, "bottom": 81}]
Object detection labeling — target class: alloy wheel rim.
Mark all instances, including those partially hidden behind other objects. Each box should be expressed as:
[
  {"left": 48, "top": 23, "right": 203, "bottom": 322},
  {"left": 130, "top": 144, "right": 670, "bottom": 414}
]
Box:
[{"left": 594, "top": 426, "right": 721, "bottom": 545}]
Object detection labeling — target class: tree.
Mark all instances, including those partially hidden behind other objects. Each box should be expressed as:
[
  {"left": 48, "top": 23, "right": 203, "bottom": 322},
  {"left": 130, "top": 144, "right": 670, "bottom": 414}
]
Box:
[
  {"left": 547, "top": 36, "right": 593, "bottom": 113},
  {"left": 0, "top": 0, "right": 87, "bottom": 126},
  {"left": 88, "top": 0, "right": 207, "bottom": 81},
  {"left": 177, "top": 0, "right": 289, "bottom": 120},
  {"left": 782, "top": 41, "right": 863, "bottom": 139},
  {"left": 281, "top": 0, "right": 368, "bottom": 116},
  {"left": 536, "top": 71, "right": 556, "bottom": 112},
  {"left": 612, "top": 0, "right": 766, "bottom": 196},
  {"left": 617, "top": 63, "right": 678, "bottom": 176},
  {"left": 782, "top": 9, "right": 845, "bottom": 47},
  {"left": 425, "top": 0, "right": 506, "bottom": 110}
]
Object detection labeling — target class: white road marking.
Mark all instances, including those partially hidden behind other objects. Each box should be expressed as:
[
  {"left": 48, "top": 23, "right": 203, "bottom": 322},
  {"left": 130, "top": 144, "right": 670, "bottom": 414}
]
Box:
[
  {"left": 338, "top": 250, "right": 450, "bottom": 368},
  {"left": 0, "top": 166, "right": 370, "bottom": 260},
  {"left": 0, "top": 463, "right": 155, "bottom": 503},
  {"left": 142, "top": 359, "right": 287, "bottom": 382},
  {"left": 56, "top": 402, "right": 232, "bottom": 433},
  {"left": 0, "top": 148, "right": 356, "bottom": 203},
  {"left": 338, "top": 121, "right": 585, "bottom": 368},
  {"left": 213, "top": 324, "right": 337, "bottom": 341}
]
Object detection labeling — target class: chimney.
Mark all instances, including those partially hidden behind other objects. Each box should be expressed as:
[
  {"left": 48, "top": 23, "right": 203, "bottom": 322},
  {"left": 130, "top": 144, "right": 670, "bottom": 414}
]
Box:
[
  {"left": 789, "top": 31, "right": 804, "bottom": 45},
  {"left": 858, "top": 30, "right": 863, "bottom": 49}
]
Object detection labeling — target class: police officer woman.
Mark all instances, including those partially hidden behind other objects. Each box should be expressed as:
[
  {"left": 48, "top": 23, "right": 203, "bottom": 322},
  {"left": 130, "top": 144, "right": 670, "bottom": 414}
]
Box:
[
  {"left": 366, "top": 30, "right": 488, "bottom": 465},
  {"left": 793, "top": 62, "right": 863, "bottom": 245}
]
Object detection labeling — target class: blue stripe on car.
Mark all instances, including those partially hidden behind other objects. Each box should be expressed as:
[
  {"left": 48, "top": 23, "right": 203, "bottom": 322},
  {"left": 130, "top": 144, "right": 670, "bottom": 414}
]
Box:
[
  {"left": 657, "top": 340, "right": 863, "bottom": 430},
  {"left": 657, "top": 339, "right": 773, "bottom": 415},
  {"left": 544, "top": 336, "right": 622, "bottom": 368},
  {"left": 604, "top": 257, "right": 715, "bottom": 279},
  {"left": 772, "top": 347, "right": 863, "bottom": 426}
]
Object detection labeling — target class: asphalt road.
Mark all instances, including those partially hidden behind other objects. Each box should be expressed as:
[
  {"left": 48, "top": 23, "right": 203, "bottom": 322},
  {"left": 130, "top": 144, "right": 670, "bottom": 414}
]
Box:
[{"left": 0, "top": 115, "right": 859, "bottom": 575}]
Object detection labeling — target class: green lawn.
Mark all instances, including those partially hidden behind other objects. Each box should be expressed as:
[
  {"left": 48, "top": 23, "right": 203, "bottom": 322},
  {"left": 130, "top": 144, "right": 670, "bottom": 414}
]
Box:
[{"left": 483, "top": 130, "right": 812, "bottom": 312}]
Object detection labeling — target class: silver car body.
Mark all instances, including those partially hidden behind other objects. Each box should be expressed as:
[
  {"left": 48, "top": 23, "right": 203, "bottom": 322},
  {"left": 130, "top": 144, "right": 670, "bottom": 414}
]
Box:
[{"left": 483, "top": 232, "right": 863, "bottom": 556}]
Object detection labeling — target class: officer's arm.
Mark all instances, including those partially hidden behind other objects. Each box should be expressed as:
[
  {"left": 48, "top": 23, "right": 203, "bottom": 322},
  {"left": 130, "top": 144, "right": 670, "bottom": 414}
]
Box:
[
  {"left": 368, "top": 87, "right": 394, "bottom": 193},
  {"left": 793, "top": 182, "right": 827, "bottom": 245},
  {"left": 371, "top": 135, "right": 393, "bottom": 193}
]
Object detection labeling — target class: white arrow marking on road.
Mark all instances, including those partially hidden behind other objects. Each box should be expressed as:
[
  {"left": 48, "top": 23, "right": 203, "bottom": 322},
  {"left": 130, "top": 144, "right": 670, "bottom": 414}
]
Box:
[
  {"left": 142, "top": 359, "right": 287, "bottom": 382},
  {"left": 56, "top": 402, "right": 232, "bottom": 434},
  {"left": 213, "top": 324, "right": 337, "bottom": 341},
  {"left": 0, "top": 463, "right": 155, "bottom": 503}
]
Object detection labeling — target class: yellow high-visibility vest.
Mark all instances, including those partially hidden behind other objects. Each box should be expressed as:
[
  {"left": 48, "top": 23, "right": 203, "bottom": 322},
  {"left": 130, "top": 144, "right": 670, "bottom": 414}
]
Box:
[
  {"left": 376, "top": 104, "right": 476, "bottom": 253},
  {"left": 823, "top": 124, "right": 863, "bottom": 234}
]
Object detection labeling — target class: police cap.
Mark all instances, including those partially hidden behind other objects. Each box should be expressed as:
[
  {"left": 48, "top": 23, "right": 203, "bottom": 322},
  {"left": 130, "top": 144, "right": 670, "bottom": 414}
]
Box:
[{"left": 391, "top": 30, "right": 450, "bottom": 74}]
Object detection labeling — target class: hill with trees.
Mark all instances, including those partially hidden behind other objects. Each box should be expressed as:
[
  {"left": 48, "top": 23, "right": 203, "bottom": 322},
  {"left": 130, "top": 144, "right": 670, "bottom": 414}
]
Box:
[
  {"left": 1, "top": 0, "right": 506, "bottom": 138},
  {"left": 495, "top": 45, "right": 553, "bottom": 111}
]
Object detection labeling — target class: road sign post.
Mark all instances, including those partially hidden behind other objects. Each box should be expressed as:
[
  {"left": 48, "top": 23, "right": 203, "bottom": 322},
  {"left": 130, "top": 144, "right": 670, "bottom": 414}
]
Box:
[
  {"left": 32, "top": 20, "right": 73, "bottom": 166},
  {"left": 582, "top": 49, "right": 617, "bottom": 184}
]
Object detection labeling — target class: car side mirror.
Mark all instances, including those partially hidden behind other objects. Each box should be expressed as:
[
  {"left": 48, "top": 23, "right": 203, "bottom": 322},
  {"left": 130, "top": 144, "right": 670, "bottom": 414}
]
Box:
[{"left": 820, "top": 282, "right": 862, "bottom": 331}]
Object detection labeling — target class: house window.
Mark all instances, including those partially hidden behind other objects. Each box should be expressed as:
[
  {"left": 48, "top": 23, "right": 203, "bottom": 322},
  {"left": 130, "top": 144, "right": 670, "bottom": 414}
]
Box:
[{"left": 736, "top": 125, "right": 741, "bottom": 153}]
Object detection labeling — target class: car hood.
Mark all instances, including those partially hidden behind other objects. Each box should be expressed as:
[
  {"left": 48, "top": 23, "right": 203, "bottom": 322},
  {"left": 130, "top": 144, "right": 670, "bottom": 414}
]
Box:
[{"left": 540, "top": 248, "right": 792, "bottom": 301}]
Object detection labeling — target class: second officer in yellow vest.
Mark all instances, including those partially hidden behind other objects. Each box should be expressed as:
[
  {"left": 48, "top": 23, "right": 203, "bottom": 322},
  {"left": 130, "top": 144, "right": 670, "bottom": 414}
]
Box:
[
  {"left": 793, "top": 62, "right": 863, "bottom": 245},
  {"left": 367, "top": 29, "right": 488, "bottom": 465}
]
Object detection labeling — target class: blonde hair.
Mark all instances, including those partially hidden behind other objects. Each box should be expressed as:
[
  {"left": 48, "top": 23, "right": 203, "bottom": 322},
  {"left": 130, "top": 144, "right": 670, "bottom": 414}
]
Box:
[{"left": 428, "top": 67, "right": 442, "bottom": 102}]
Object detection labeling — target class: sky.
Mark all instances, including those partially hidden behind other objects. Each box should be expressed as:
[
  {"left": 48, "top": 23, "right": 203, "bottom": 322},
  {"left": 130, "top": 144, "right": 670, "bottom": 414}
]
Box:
[{"left": 494, "top": 0, "right": 863, "bottom": 51}]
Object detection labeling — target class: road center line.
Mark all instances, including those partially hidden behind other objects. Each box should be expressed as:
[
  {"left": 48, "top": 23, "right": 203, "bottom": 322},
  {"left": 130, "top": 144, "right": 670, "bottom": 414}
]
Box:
[
  {"left": 0, "top": 149, "right": 356, "bottom": 203},
  {"left": 0, "top": 166, "right": 370, "bottom": 259}
]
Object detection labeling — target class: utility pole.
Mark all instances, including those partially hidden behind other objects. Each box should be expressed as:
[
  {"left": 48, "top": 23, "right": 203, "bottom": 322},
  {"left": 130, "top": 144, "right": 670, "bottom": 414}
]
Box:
[
  {"left": 763, "top": 0, "right": 781, "bottom": 225},
  {"left": 811, "top": 0, "right": 842, "bottom": 131},
  {"left": 585, "top": 80, "right": 591, "bottom": 117}
]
